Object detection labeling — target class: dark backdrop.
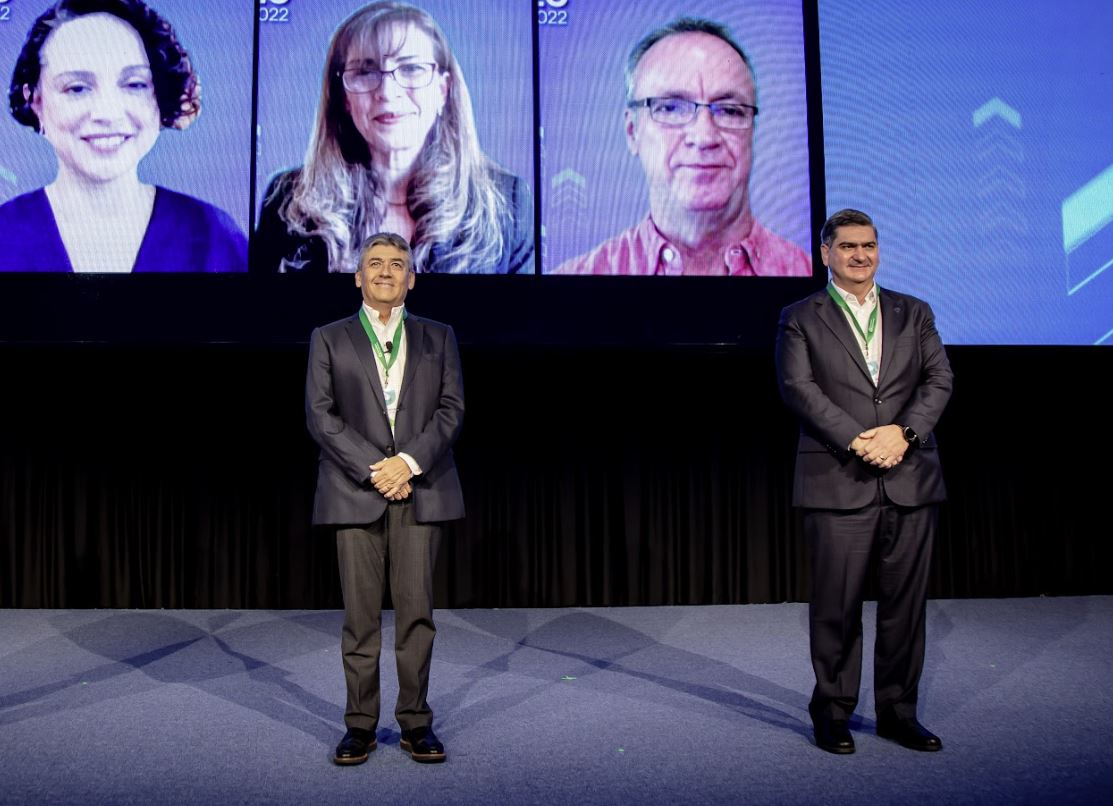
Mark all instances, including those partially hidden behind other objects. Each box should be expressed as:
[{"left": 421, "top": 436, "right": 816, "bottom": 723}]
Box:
[{"left": 2, "top": 343, "right": 1108, "bottom": 609}]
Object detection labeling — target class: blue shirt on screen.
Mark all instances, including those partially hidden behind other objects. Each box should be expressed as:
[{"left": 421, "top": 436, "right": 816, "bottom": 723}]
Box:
[{"left": 0, "top": 187, "right": 248, "bottom": 273}]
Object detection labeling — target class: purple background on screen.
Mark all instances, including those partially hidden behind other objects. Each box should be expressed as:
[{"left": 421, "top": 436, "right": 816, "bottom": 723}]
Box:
[
  {"left": 0, "top": 0, "right": 253, "bottom": 236},
  {"left": 255, "top": 0, "right": 534, "bottom": 222},
  {"left": 539, "top": 0, "right": 811, "bottom": 271}
]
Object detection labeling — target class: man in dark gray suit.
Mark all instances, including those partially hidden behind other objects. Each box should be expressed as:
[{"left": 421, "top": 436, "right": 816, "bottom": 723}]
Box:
[
  {"left": 775, "top": 209, "right": 953, "bottom": 755},
  {"left": 306, "top": 232, "right": 464, "bottom": 765}
]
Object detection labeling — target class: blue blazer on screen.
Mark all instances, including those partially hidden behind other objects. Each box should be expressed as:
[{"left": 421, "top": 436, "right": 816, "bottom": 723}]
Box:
[
  {"left": 254, "top": 167, "right": 533, "bottom": 274},
  {"left": 0, "top": 187, "right": 247, "bottom": 273},
  {"left": 305, "top": 311, "right": 465, "bottom": 526}
]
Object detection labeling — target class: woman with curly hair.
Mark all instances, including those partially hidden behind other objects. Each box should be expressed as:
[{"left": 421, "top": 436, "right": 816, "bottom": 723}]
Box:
[
  {"left": 255, "top": 1, "right": 533, "bottom": 274},
  {"left": 1, "top": 0, "right": 246, "bottom": 272}
]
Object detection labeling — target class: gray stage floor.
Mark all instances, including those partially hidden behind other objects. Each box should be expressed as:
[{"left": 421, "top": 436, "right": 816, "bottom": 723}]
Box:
[{"left": 2, "top": 598, "right": 1111, "bottom": 805}]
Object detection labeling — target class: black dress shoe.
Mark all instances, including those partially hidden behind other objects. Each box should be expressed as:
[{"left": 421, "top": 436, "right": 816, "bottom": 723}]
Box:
[
  {"left": 877, "top": 714, "right": 943, "bottom": 751},
  {"left": 813, "top": 718, "right": 855, "bottom": 754},
  {"left": 334, "top": 727, "right": 376, "bottom": 765},
  {"left": 400, "top": 725, "right": 446, "bottom": 763}
]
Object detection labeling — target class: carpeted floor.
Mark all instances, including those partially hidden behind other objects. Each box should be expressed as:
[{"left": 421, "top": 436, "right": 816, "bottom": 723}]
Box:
[{"left": 2, "top": 598, "right": 1111, "bottom": 805}]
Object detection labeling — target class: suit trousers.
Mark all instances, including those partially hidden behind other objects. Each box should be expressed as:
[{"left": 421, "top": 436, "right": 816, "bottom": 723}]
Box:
[
  {"left": 336, "top": 502, "right": 441, "bottom": 732},
  {"left": 804, "top": 494, "right": 936, "bottom": 722}
]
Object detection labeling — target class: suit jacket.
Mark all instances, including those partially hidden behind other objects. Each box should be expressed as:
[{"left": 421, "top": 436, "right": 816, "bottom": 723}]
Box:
[
  {"left": 306, "top": 311, "right": 465, "bottom": 526},
  {"left": 775, "top": 287, "right": 953, "bottom": 510}
]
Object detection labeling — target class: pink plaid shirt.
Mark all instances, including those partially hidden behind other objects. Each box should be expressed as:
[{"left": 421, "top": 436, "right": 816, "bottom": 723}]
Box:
[{"left": 553, "top": 214, "right": 812, "bottom": 277}]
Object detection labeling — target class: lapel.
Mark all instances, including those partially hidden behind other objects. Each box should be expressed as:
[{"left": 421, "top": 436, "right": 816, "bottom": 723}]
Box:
[
  {"left": 815, "top": 290, "right": 875, "bottom": 387},
  {"left": 398, "top": 314, "right": 426, "bottom": 408},
  {"left": 344, "top": 314, "right": 388, "bottom": 412},
  {"left": 876, "top": 289, "right": 906, "bottom": 389}
]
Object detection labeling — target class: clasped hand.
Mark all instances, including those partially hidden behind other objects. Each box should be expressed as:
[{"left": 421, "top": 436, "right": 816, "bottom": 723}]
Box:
[
  {"left": 369, "top": 456, "right": 413, "bottom": 501},
  {"left": 850, "top": 424, "right": 906, "bottom": 470}
]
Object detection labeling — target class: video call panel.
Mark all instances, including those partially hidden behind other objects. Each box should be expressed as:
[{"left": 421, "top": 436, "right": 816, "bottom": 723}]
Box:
[
  {"left": 3, "top": 1, "right": 1108, "bottom": 346},
  {"left": 255, "top": 0, "right": 535, "bottom": 274},
  {"left": 0, "top": 0, "right": 253, "bottom": 272},
  {"left": 538, "top": 0, "right": 813, "bottom": 277},
  {"left": 821, "top": 0, "right": 1113, "bottom": 346}
]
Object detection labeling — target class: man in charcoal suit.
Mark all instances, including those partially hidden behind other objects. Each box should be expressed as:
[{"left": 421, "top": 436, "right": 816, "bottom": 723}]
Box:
[
  {"left": 775, "top": 209, "right": 953, "bottom": 754},
  {"left": 306, "top": 232, "right": 464, "bottom": 765}
]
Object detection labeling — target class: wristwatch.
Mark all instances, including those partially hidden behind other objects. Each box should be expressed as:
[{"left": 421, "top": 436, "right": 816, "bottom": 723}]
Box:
[{"left": 901, "top": 425, "right": 921, "bottom": 448}]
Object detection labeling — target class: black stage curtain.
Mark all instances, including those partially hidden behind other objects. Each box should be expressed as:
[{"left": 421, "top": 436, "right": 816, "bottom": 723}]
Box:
[{"left": 1, "top": 344, "right": 1108, "bottom": 608}]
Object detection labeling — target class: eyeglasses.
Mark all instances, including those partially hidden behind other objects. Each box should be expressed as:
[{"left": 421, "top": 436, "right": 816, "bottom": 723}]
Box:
[
  {"left": 627, "top": 97, "right": 758, "bottom": 130},
  {"left": 340, "top": 61, "right": 438, "bottom": 93}
]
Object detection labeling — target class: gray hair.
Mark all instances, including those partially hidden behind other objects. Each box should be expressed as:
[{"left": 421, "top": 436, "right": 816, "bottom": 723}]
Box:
[
  {"left": 820, "top": 209, "right": 877, "bottom": 246},
  {"left": 358, "top": 232, "right": 414, "bottom": 272},
  {"left": 624, "top": 17, "right": 754, "bottom": 103}
]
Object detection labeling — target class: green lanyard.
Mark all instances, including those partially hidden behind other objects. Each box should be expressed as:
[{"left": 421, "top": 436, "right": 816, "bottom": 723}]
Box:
[
  {"left": 827, "top": 282, "right": 878, "bottom": 347},
  {"left": 358, "top": 307, "right": 407, "bottom": 381}
]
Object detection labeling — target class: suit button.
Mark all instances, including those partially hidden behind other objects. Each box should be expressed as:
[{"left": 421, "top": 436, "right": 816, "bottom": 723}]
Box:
[
  {"left": 386, "top": 444, "right": 395, "bottom": 455},
  {"left": 873, "top": 397, "right": 883, "bottom": 405}
]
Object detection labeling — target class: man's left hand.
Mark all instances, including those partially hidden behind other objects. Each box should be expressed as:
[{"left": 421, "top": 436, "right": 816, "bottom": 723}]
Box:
[
  {"left": 370, "top": 456, "right": 414, "bottom": 496},
  {"left": 854, "top": 424, "right": 907, "bottom": 469}
]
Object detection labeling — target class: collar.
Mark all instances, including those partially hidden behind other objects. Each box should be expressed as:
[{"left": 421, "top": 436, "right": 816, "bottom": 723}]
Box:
[
  {"left": 639, "top": 215, "right": 781, "bottom": 276},
  {"left": 829, "top": 282, "right": 878, "bottom": 308},
  {"left": 361, "top": 303, "right": 407, "bottom": 331}
]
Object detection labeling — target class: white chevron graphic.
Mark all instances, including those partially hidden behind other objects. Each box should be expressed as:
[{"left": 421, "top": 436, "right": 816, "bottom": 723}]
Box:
[{"left": 973, "top": 98, "right": 1022, "bottom": 129}]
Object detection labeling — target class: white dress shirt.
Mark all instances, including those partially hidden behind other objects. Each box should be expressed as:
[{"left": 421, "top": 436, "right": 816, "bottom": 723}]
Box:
[
  {"left": 831, "top": 282, "right": 883, "bottom": 386},
  {"left": 361, "top": 303, "right": 422, "bottom": 476}
]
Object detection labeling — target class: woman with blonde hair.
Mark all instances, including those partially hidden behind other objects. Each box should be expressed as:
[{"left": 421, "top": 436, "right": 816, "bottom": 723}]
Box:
[{"left": 256, "top": 1, "right": 532, "bottom": 274}]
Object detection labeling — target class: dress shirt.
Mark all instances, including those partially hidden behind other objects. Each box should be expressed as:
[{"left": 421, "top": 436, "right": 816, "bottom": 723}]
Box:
[
  {"left": 553, "top": 214, "right": 812, "bottom": 276},
  {"left": 361, "top": 302, "right": 422, "bottom": 476},
  {"left": 830, "top": 282, "right": 883, "bottom": 386}
]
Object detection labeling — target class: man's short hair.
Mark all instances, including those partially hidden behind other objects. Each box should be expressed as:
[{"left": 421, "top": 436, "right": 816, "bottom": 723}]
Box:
[
  {"left": 358, "top": 232, "right": 414, "bottom": 271},
  {"left": 820, "top": 209, "right": 877, "bottom": 246},
  {"left": 624, "top": 17, "right": 754, "bottom": 103}
]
